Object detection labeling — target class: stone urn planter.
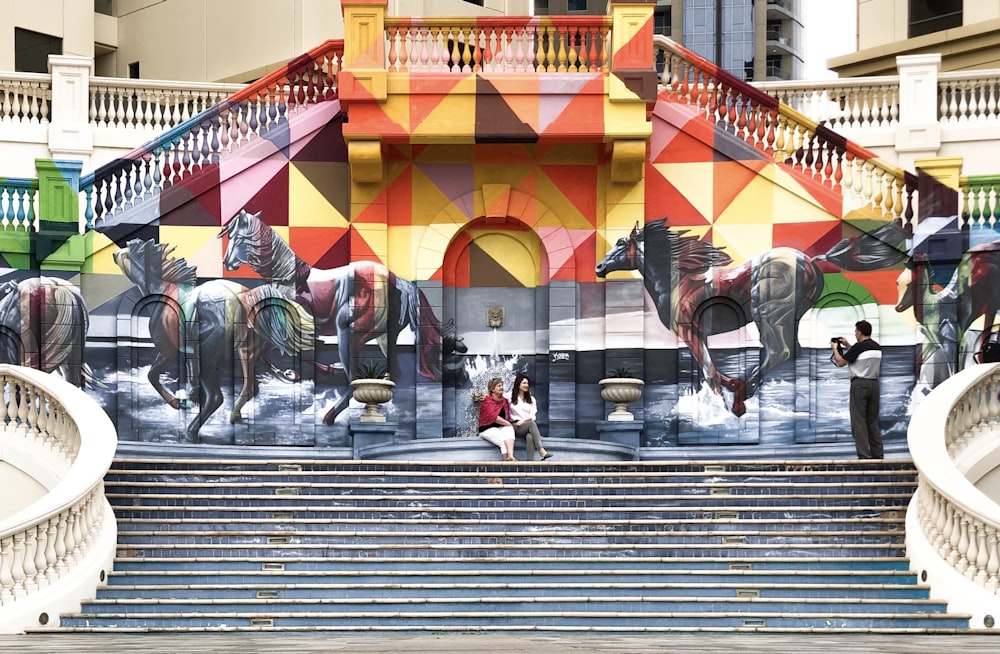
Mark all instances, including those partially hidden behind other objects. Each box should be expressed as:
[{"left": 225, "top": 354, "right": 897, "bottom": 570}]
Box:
[
  {"left": 598, "top": 375, "right": 644, "bottom": 421},
  {"left": 350, "top": 378, "right": 396, "bottom": 423}
]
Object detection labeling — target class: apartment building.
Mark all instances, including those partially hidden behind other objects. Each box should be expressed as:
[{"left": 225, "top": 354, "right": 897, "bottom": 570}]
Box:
[{"left": 831, "top": 0, "right": 1000, "bottom": 76}]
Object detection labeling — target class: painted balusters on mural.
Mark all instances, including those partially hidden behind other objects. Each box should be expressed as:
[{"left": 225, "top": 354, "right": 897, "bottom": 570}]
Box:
[
  {"left": 81, "top": 41, "right": 343, "bottom": 227},
  {"left": 961, "top": 175, "right": 1000, "bottom": 230},
  {"left": 0, "top": 179, "right": 38, "bottom": 232},
  {"left": 656, "top": 35, "right": 918, "bottom": 233},
  {"left": 384, "top": 18, "right": 609, "bottom": 74}
]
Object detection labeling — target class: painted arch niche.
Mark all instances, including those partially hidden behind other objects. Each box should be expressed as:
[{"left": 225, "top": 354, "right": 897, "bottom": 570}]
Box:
[{"left": 441, "top": 218, "right": 551, "bottom": 439}]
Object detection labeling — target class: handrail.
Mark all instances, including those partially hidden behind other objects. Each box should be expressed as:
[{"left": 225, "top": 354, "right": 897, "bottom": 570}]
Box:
[
  {"left": 79, "top": 39, "right": 343, "bottom": 230},
  {"left": 89, "top": 77, "right": 244, "bottom": 132},
  {"left": 0, "top": 364, "right": 118, "bottom": 633},
  {"left": 0, "top": 178, "right": 38, "bottom": 232},
  {"left": 907, "top": 363, "right": 1000, "bottom": 627},
  {"left": 959, "top": 174, "right": 1000, "bottom": 230},
  {"left": 753, "top": 75, "right": 901, "bottom": 131},
  {"left": 654, "top": 34, "right": 919, "bottom": 234},
  {"left": 384, "top": 16, "right": 611, "bottom": 74}
]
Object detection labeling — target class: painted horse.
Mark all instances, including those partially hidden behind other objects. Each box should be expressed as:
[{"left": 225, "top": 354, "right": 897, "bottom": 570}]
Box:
[
  {"left": 596, "top": 219, "right": 827, "bottom": 417},
  {"left": 114, "top": 238, "right": 315, "bottom": 440},
  {"left": 596, "top": 219, "right": 909, "bottom": 416},
  {"left": 895, "top": 242, "right": 1000, "bottom": 386},
  {"left": 218, "top": 209, "right": 443, "bottom": 424},
  {"left": 0, "top": 276, "right": 92, "bottom": 386}
]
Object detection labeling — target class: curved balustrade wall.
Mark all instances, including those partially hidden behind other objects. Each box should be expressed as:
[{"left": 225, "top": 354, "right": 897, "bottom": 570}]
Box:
[
  {"left": 0, "top": 364, "right": 118, "bottom": 634},
  {"left": 906, "top": 363, "right": 1000, "bottom": 630}
]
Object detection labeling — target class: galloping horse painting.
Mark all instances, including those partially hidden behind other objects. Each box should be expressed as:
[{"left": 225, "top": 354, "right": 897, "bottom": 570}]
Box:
[
  {"left": 895, "top": 240, "right": 1000, "bottom": 391},
  {"left": 596, "top": 219, "right": 908, "bottom": 417},
  {"left": 0, "top": 277, "right": 92, "bottom": 386},
  {"left": 219, "top": 209, "right": 443, "bottom": 424},
  {"left": 114, "top": 238, "right": 315, "bottom": 440}
]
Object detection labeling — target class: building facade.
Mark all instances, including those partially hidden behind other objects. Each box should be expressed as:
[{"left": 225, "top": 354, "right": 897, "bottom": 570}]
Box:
[{"left": 831, "top": 0, "right": 1000, "bottom": 76}]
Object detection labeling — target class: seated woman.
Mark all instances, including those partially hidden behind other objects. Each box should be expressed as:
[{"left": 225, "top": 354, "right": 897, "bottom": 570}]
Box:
[
  {"left": 509, "top": 374, "right": 551, "bottom": 461},
  {"left": 478, "top": 377, "right": 517, "bottom": 461}
]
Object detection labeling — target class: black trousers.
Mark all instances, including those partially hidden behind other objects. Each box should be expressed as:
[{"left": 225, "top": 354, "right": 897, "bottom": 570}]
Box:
[{"left": 849, "top": 378, "right": 883, "bottom": 459}]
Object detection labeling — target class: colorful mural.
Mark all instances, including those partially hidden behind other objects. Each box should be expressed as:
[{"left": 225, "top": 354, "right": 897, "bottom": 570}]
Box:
[{"left": 2, "top": 10, "right": 993, "bottom": 456}]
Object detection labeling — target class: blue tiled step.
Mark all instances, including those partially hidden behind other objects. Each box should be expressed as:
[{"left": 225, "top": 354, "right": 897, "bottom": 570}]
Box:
[
  {"left": 76, "top": 596, "right": 952, "bottom": 616},
  {"left": 109, "top": 556, "right": 918, "bottom": 572},
  {"left": 57, "top": 612, "right": 970, "bottom": 631},
  {"left": 95, "top": 583, "right": 932, "bottom": 601},
  {"left": 114, "top": 519, "right": 902, "bottom": 534},
  {"left": 114, "top": 530, "right": 905, "bottom": 546},
  {"left": 114, "top": 541, "right": 906, "bottom": 558},
  {"left": 103, "top": 570, "right": 922, "bottom": 588}
]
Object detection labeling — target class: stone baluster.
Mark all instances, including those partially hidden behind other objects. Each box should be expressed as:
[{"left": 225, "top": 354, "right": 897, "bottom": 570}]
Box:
[
  {"left": 11, "top": 532, "right": 26, "bottom": 599},
  {"left": 975, "top": 521, "right": 990, "bottom": 585},
  {"left": 0, "top": 536, "right": 13, "bottom": 604},
  {"left": 22, "top": 528, "right": 38, "bottom": 594},
  {"left": 33, "top": 524, "right": 48, "bottom": 590},
  {"left": 43, "top": 518, "right": 58, "bottom": 584},
  {"left": 53, "top": 513, "right": 68, "bottom": 576}
]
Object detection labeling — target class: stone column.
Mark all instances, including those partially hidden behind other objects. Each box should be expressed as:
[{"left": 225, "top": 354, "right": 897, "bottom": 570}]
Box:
[
  {"left": 47, "top": 55, "right": 94, "bottom": 165},
  {"left": 895, "top": 54, "right": 942, "bottom": 172}
]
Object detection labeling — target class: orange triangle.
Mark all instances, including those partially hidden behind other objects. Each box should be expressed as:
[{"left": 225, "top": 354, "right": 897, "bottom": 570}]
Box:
[
  {"left": 387, "top": 167, "right": 412, "bottom": 226},
  {"left": 713, "top": 160, "right": 769, "bottom": 220},
  {"left": 645, "top": 165, "right": 710, "bottom": 227},
  {"left": 350, "top": 228, "right": 381, "bottom": 263},
  {"left": 409, "top": 77, "right": 467, "bottom": 132}
]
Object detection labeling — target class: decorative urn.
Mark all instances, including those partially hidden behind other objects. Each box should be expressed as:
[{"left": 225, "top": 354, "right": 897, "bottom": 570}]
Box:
[{"left": 598, "top": 370, "right": 644, "bottom": 421}]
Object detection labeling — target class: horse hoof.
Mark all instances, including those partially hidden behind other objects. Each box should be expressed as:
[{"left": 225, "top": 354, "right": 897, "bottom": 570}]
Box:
[
  {"left": 169, "top": 398, "right": 182, "bottom": 410},
  {"left": 731, "top": 401, "right": 747, "bottom": 417},
  {"left": 322, "top": 411, "right": 337, "bottom": 425},
  {"left": 230, "top": 412, "right": 243, "bottom": 424}
]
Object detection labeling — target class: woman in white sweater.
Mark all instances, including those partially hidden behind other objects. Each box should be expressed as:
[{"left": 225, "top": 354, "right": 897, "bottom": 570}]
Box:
[{"left": 509, "top": 374, "right": 551, "bottom": 461}]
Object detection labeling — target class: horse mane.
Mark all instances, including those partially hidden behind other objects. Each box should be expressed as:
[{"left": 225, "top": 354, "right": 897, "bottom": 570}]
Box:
[
  {"left": 232, "top": 210, "right": 300, "bottom": 285},
  {"left": 642, "top": 219, "right": 732, "bottom": 274},
  {"left": 125, "top": 239, "right": 197, "bottom": 290}
]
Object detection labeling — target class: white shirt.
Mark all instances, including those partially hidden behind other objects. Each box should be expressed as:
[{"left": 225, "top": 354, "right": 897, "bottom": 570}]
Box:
[{"left": 507, "top": 394, "right": 537, "bottom": 422}]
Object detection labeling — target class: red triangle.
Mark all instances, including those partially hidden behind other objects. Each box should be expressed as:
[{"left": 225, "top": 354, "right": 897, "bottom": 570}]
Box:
[
  {"left": 772, "top": 221, "right": 842, "bottom": 254},
  {"left": 540, "top": 78, "right": 606, "bottom": 138},
  {"left": 410, "top": 77, "right": 467, "bottom": 132},
  {"left": 352, "top": 187, "right": 390, "bottom": 224},
  {"left": 540, "top": 164, "right": 596, "bottom": 223},
  {"left": 387, "top": 167, "right": 412, "bottom": 226},
  {"left": 290, "top": 227, "right": 347, "bottom": 267},
  {"left": 313, "top": 231, "right": 351, "bottom": 269},
  {"left": 350, "top": 227, "right": 382, "bottom": 264}
]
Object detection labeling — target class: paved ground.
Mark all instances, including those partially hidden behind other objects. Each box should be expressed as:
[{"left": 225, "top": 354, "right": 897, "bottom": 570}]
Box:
[{"left": 3, "top": 633, "right": 999, "bottom": 653}]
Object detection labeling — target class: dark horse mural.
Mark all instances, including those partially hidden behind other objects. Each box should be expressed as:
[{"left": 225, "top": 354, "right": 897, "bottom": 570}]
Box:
[
  {"left": 0, "top": 277, "right": 92, "bottom": 386},
  {"left": 218, "top": 209, "right": 443, "bottom": 424},
  {"left": 114, "top": 238, "right": 315, "bottom": 440},
  {"left": 895, "top": 240, "right": 1000, "bottom": 388},
  {"left": 596, "top": 219, "right": 908, "bottom": 416}
]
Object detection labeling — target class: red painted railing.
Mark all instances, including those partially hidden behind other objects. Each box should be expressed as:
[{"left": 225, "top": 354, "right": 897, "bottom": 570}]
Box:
[{"left": 81, "top": 41, "right": 344, "bottom": 229}]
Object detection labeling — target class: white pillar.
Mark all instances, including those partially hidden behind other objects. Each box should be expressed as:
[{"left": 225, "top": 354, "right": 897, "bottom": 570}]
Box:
[
  {"left": 47, "top": 55, "right": 94, "bottom": 165},
  {"left": 894, "top": 53, "right": 942, "bottom": 171}
]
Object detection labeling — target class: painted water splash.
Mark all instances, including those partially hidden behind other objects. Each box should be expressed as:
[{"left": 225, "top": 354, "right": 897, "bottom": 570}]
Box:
[{"left": 673, "top": 381, "right": 748, "bottom": 427}]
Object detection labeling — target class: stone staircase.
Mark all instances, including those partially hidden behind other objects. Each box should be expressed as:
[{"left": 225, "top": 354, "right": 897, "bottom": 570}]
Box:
[{"left": 55, "top": 458, "right": 970, "bottom": 633}]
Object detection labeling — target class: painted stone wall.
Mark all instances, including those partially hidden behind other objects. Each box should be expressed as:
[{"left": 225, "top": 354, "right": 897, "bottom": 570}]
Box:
[{"left": 0, "top": 89, "right": 986, "bottom": 454}]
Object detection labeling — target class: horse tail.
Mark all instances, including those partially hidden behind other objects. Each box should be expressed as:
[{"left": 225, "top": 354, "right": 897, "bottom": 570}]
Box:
[
  {"left": 817, "top": 222, "right": 908, "bottom": 271},
  {"left": 415, "top": 288, "right": 442, "bottom": 381},
  {"left": 244, "top": 285, "right": 316, "bottom": 355}
]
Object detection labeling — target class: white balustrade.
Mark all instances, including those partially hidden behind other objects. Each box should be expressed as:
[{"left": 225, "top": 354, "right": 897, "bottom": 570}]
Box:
[
  {"left": 89, "top": 78, "right": 243, "bottom": 132},
  {"left": 0, "top": 73, "right": 50, "bottom": 126},
  {"left": 0, "top": 364, "right": 117, "bottom": 634},
  {"left": 907, "top": 364, "right": 1000, "bottom": 629}
]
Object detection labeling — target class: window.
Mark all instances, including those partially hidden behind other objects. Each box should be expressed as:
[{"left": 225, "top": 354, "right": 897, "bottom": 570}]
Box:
[
  {"left": 654, "top": 7, "right": 671, "bottom": 36},
  {"left": 463, "top": 0, "right": 484, "bottom": 5},
  {"left": 568, "top": 0, "right": 587, "bottom": 11},
  {"left": 94, "top": 0, "right": 115, "bottom": 16},
  {"left": 908, "top": 0, "right": 962, "bottom": 38},
  {"left": 128, "top": 61, "right": 140, "bottom": 79},
  {"left": 14, "top": 28, "right": 62, "bottom": 74}
]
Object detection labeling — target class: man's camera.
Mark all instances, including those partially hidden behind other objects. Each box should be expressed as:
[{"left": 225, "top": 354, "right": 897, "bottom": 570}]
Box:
[{"left": 830, "top": 337, "right": 840, "bottom": 344}]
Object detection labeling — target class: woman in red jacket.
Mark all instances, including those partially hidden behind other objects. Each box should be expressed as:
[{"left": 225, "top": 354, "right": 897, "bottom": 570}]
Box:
[{"left": 478, "top": 377, "right": 517, "bottom": 461}]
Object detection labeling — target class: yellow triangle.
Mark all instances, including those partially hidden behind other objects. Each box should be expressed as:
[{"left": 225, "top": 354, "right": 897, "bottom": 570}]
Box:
[
  {"left": 652, "top": 162, "right": 714, "bottom": 223},
  {"left": 289, "top": 165, "right": 350, "bottom": 228}
]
